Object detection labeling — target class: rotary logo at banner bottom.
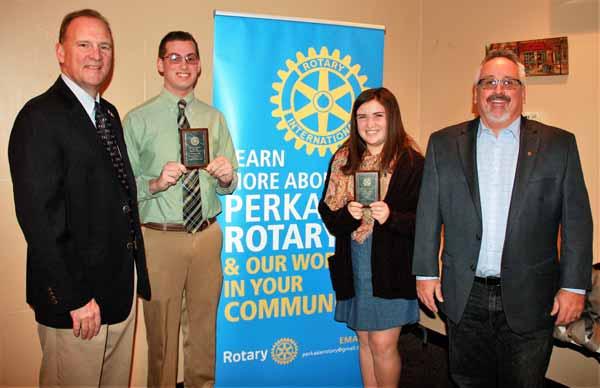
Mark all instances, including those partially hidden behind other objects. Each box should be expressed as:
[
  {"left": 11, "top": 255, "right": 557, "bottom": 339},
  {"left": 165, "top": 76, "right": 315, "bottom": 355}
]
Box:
[
  {"left": 271, "top": 337, "right": 298, "bottom": 365},
  {"left": 271, "top": 47, "right": 368, "bottom": 156}
]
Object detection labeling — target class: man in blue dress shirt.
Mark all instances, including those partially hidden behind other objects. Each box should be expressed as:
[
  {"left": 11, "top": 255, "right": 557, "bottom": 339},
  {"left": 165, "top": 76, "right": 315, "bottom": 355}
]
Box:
[{"left": 413, "top": 49, "right": 593, "bottom": 387}]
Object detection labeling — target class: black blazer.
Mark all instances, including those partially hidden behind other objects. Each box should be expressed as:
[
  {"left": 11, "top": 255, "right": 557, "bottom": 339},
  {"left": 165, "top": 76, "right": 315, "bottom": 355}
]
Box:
[
  {"left": 9, "top": 77, "right": 151, "bottom": 328},
  {"left": 413, "top": 117, "right": 593, "bottom": 334},
  {"left": 319, "top": 147, "right": 424, "bottom": 300}
]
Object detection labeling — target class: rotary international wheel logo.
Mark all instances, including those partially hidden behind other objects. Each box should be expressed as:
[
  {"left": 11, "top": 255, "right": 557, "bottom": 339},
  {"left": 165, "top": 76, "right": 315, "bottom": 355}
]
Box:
[
  {"left": 271, "top": 337, "right": 298, "bottom": 365},
  {"left": 271, "top": 47, "right": 368, "bottom": 156}
]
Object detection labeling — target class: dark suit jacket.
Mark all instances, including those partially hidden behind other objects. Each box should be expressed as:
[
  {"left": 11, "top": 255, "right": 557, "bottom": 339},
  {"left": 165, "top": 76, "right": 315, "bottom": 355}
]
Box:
[
  {"left": 413, "top": 117, "right": 593, "bottom": 334},
  {"left": 320, "top": 147, "right": 424, "bottom": 300},
  {"left": 9, "top": 77, "right": 151, "bottom": 328}
]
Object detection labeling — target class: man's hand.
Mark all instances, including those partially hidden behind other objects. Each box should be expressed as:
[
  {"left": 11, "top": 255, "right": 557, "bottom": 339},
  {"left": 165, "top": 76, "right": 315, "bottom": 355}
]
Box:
[
  {"left": 70, "top": 298, "right": 101, "bottom": 340},
  {"left": 149, "top": 162, "right": 187, "bottom": 194},
  {"left": 347, "top": 201, "right": 364, "bottom": 220},
  {"left": 551, "top": 289, "right": 585, "bottom": 326},
  {"left": 206, "top": 156, "right": 234, "bottom": 187},
  {"left": 369, "top": 201, "right": 390, "bottom": 224},
  {"left": 416, "top": 278, "right": 444, "bottom": 313}
]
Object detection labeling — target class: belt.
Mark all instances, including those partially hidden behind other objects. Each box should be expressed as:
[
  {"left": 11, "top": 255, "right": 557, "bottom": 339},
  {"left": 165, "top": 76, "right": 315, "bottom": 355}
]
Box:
[
  {"left": 474, "top": 276, "right": 501, "bottom": 286},
  {"left": 143, "top": 217, "right": 217, "bottom": 233}
]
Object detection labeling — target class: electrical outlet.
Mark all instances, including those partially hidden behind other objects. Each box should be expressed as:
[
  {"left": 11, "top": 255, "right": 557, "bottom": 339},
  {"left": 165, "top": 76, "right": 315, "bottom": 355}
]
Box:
[{"left": 524, "top": 112, "right": 541, "bottom": 121}]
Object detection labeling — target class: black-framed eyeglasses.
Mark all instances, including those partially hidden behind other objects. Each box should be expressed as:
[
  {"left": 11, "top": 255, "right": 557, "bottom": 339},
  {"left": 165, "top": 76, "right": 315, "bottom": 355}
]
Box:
[
  {"left": 477, "top": 77, "right": 522, "bottom": 90},
  {"left": 162, "top": 53, "right": 200, "bottom": 65}
]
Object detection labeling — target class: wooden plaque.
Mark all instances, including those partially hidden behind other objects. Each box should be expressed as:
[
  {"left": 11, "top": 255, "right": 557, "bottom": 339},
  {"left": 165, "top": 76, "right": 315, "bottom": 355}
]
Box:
[{"left": 180, "top": 128, "right": 209, "bottom": 169}]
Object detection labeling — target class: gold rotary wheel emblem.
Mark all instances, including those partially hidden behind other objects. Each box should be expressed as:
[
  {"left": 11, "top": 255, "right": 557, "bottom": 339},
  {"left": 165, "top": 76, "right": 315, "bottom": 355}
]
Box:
[
  {"left": 271, "top": 337, "right": 298, "bottom": 365},
  {"left": 271, "top": 47, "right": 368, "bottom": 156}
]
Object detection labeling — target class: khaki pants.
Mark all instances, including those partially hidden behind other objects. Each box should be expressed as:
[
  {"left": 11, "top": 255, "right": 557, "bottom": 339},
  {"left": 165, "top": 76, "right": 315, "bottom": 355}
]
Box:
[
  {"left": 38, "top": 275, "right": 137, "bottom": 388},
  {"left": 142, "top": 222, "right": 223, "bottom": 388}
]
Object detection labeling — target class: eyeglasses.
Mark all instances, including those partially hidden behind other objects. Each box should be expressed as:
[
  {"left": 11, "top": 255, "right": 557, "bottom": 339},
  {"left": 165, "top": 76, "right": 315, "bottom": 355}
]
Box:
[
  {"left": 162, "top": 53, "right": 200, "bottom": 65},
  {"left": 477, "top": 77, "right": 522, "bottom": 90}
]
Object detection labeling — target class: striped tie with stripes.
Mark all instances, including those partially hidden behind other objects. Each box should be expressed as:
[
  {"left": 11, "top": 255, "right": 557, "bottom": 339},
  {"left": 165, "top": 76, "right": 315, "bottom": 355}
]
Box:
[{"left": 178, "top": 99, "right": 203, "bottom": 233}]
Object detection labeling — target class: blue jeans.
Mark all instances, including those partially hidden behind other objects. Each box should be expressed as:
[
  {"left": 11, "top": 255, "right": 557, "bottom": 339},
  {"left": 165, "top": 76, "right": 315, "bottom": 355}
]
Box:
[{"left": 448, "top": 280, "right": 554, "bottom": 388}]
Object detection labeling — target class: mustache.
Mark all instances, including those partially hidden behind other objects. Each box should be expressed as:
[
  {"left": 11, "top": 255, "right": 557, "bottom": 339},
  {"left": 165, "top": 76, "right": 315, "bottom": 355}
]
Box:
[{"left": 487, "top": 94, "right": 511, "bottom": 103}]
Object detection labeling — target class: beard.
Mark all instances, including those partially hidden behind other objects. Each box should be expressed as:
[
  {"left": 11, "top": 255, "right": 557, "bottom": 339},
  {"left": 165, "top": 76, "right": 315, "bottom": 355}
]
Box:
[
  {"left": 481, "top": 108, "right": 511, "bottom": 125},
  {"left": 479, "top": 93, "right": 515, "bottom": 126}
]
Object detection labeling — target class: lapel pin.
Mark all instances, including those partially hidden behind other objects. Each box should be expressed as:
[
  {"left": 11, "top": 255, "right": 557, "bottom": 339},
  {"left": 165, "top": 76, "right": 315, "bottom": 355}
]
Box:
[{"left": 527, "top": 151, "right": 533, "bottom": 157}]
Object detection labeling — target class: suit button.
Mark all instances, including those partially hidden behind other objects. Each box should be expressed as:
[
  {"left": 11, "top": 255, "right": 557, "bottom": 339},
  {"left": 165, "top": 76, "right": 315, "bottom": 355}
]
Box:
[
  {"left": 476, "top": 233, "right": 481, "bottom": 240},
  {"left": 122, "top": 205, "right": 131, "bottom": 214}
]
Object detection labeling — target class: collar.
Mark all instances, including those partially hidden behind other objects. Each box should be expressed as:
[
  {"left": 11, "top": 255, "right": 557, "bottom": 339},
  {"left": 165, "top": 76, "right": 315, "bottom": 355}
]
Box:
[
  {"left": 477, "top": 116, "right": 521, "bottom": 140},
  {"left": 61, "top": 74, "right": 99, "bottom": 122},
  {"left": 159, "top": 88, "right": 195, "bottom": 110}
]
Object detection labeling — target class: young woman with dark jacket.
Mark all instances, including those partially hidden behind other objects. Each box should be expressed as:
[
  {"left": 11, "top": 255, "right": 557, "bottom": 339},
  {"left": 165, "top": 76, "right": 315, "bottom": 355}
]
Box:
[{"left": 319, "top": 87, "right": 424, "bottom": 388}]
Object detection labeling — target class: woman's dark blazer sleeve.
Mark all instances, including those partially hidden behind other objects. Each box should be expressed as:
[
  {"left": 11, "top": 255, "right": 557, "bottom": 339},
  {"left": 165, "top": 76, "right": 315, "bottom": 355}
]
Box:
[{"left": 378, "top": 150, "right": 425, "bottom": 237}]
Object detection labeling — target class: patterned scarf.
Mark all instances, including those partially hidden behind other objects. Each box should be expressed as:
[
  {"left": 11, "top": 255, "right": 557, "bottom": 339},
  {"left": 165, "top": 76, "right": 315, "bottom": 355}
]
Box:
[{"left": 324, "top": 146, "right": 392, "bottom": 243}]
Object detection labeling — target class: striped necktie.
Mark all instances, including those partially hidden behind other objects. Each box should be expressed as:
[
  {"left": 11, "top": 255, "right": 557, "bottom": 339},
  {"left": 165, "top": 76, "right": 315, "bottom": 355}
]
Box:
[{"left": 178, "top": 99, "right": 204, "bottom": 233}]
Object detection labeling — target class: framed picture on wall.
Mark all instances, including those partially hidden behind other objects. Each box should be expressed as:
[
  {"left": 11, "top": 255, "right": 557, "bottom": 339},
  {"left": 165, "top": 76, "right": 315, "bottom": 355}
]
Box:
[{"left": 486, "top": 36, "right": 568, "bottom": 76}]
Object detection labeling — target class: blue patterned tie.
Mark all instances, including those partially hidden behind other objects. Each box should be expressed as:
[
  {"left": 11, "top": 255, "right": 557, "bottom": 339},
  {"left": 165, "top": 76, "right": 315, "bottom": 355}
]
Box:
[{"left": 178, "top": 100, "right": 203, "bottom": 233}]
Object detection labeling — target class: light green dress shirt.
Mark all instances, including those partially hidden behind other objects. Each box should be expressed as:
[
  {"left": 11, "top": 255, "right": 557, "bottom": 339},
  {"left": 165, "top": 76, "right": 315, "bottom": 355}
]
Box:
[{"left": 123, "top": 89, "right": 238, "bottom": 223}]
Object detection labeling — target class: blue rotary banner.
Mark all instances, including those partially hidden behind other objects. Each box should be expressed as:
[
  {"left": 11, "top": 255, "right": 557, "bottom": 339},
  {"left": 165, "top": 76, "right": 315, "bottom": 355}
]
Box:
[{"left": 213, "top": 11, "right": 384, "bottom": 387}]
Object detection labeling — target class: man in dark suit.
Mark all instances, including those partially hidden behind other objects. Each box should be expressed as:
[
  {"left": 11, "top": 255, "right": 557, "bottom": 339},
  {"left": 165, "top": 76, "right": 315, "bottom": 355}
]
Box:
[
  {"left": 8, "top": 9, "right": 150, "bottom": 387},
  {"left": 413, "top": 49, "right": 592, "bottom": 387}
]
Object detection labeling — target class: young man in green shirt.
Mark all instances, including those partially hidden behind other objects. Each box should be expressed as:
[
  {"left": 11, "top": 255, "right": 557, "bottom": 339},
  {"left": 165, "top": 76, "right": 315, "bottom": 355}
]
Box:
[{"left": 123, "top": 31, "right": 238, "bottom": 387}]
